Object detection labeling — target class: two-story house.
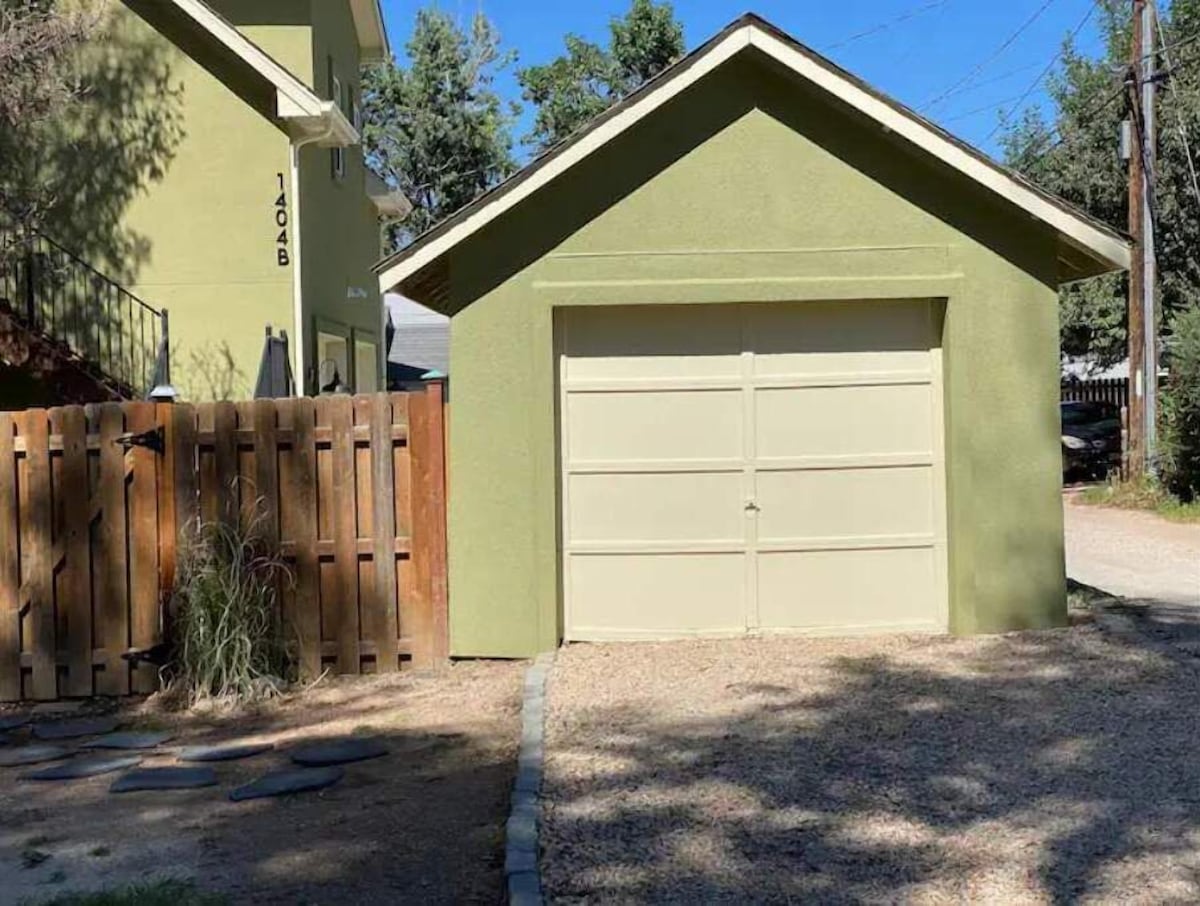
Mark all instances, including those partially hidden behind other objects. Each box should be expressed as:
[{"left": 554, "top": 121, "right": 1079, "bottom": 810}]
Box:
[{"left": 0, "top": 0, "right": 406, "bottom": 404}]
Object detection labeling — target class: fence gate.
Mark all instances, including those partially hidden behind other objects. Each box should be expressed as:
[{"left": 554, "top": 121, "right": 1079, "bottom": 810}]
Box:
[{"left": 0, "top": 389, "right": 449, "bottom": 701}]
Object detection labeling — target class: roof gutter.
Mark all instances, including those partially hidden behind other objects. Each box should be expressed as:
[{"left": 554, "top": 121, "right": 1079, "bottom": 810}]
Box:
[{"left": 284, "top": 100, "right": 358, "bottom": 147}]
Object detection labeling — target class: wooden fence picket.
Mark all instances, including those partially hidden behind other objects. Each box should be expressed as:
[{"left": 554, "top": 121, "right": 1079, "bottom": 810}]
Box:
[
  {"left": 0, "top": 413, "right": 18, "bottom": 701},
  {"left": 0, "top": 388, "right": 449, "bottom": 701}
]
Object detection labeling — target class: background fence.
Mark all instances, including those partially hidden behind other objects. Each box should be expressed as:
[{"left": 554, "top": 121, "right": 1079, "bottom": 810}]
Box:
[
  {"left": 0, "top": 388, "right": 448, "bottom": 701},
  {"left": 1061, "top": 378, "right": 1129, "bottom": 410}
]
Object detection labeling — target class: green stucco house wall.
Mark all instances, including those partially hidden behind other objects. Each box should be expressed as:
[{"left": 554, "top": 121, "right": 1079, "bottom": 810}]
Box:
[
  {"left": 378, "top": 15, "right": 1130, "bottom": 657},
  {"left": 34, "top": 0, "right": 401, "bottom": 402}
]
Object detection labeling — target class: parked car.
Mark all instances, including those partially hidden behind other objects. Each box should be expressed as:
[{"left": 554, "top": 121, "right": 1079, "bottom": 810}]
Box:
[{"left": 1061, "top": 400, "right": 1122, "bottom": 479}]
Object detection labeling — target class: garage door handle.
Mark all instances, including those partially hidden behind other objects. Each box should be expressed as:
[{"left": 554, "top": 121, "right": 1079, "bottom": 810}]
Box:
[{"left": 744, "top": 500, "right": 760, "bottom": 512}]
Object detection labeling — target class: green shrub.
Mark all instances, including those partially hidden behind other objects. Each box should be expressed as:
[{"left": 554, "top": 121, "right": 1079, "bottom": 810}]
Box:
[
  {"left": 167, "top": 513, "right": 292, "bottom": 707},
  {"left": 1162, "top": 307, "right": 1200, "bottom": 501}
]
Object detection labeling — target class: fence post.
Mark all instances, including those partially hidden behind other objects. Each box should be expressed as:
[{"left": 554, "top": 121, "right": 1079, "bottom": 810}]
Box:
[{"left": 424, "top": 381, "right": 449, "bottom": 663}]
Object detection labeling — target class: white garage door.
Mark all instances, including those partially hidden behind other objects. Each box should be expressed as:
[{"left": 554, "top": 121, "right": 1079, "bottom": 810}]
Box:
[{"left": 558, "top": 301, "right": 947, "bottom": 640}]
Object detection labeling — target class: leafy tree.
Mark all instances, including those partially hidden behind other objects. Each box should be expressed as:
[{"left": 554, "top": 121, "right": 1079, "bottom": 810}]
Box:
[
  {"left": 1162, "top": 306, "right": 1200, "bottom": 498},
  {"left": 1001, "top": 0, "right": 1200, "bottom": 369},
  {"left": 362, "top": 7, "right": 518, "bottom": 252},
  {"left": 518, "top": 0, "right": 684, "bottom": 150},
  {"left": 0, "top": 0, "right": 99, "bottom": 230}
]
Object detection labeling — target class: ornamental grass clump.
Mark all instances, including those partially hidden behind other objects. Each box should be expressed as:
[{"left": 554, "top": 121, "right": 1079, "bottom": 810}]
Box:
[{"left": 168, "top": 513, "right": 292, "bottom": 708}]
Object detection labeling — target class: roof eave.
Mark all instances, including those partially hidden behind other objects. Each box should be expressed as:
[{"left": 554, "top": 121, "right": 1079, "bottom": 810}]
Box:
[
  {"left": 375, "top": 15, "right": 1130, "bottom": 295},
  {"left": 283, "top": 100, "right": 359, "bottom": 147},
  {"left": 350, "top": 0, "right": 391, "bottom": 62},
  {"left": 367, "top": 171, "right": 412, "bottom": 218}
]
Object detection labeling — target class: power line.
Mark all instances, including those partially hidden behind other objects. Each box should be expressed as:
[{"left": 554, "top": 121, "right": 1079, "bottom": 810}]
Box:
[
  {"left": 824, "top": 0, "right": 951, "bottom": 51},
  {"left": 923, "top": 0, "right": 1062, "bottom": 111},
  {"left": 983, "top": 0, "right": 1101, "bottom": 143},
  {"left": 942, "top": 92, "right": 1030, "bottom": 123},
  {"left": 1007, "top": 83, "right": 1126, "bottom": 166},
  {"left": 1154, "top": 1, "right": 1200, "bottom": 211},
  {"left": 934, "top": 59, "right": 1048, "bottom": 104}
]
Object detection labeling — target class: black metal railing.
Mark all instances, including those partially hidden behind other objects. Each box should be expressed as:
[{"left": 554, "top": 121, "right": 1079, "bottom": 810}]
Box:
[{"left": 0, "top": 226, "right": 167, "bottom": 398}]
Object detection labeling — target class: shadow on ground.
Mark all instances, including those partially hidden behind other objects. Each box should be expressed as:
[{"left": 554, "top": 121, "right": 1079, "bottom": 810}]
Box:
[{"left": 543, "top": 621, "right": 1200, "bottom": 904}]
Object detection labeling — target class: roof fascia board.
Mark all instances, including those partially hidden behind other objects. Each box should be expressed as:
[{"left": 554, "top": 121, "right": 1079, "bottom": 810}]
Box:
[
  {"left": 376, "top": 29, "right": 751, "bottom": 293},
  {"left": 745, "top": 29, "right": 1131, "bottom": 273},
  {"left": 351, "top": 0, "right": 391, "bottom": 61},
  {"left": 169, "top": 0, "right": 359, "bottom": 146}
]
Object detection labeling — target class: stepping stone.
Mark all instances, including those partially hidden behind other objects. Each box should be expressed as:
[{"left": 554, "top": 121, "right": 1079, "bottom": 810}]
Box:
[
  {"left": 177, "top": 742, "right": 273, "bottom": 763},
  {"left": 290, "top": 738, "right": 388, "bottom": 767},
  {"left": 110, "top": 766, "right": 218, "bottom": 793},
  {"left": 229, "top": 766, "right": 344, "bottom": 802},
  {"left": 0, "top": 714, "right": 30, "bottom": 732},
  {"left": 32, "top": 701, "right": 84, "bottom": 715},
  {"left": 0, "top": 745, "right": 72, "bottom": 767},
  {"left": 33, "top": 716, "right": 119, "bottom": 740},
  {"left": 25, "top": 755, "right": 142, "bottom": 781},
  {"left": 82, "top": 731, "right": 173, "bottom": 750}
]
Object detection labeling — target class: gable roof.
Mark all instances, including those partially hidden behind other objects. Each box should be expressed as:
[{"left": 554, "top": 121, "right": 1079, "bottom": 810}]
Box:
[
  {"left": 122, "top": 0, "right": 358, "bottom": 145},
  {"left": 376, "top": 13, "right": 1130, "bottom": 297}
]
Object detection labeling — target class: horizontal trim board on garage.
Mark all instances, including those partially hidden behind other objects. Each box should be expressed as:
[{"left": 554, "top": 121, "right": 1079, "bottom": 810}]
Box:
[{"left": 557, "top": 300, "right": 949, "bottom": 641}]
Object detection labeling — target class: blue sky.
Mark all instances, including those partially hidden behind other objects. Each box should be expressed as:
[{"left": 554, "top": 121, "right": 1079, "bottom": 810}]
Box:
[{"left": 378, "top": 0, "right": 1110, "bottom": 161}]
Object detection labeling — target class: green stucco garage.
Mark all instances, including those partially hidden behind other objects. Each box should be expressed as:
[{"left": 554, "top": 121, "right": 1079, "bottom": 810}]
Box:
[{"left": 377, "top": 14, "right": 1130, "bottom": 658}]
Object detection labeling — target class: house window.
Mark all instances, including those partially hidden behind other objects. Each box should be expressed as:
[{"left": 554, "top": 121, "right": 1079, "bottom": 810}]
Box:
[
  {"left": 317, "top": 331, "right": 349, "bottom": 393},
  {"left": 329, "top": 61, "right": 346, "bottom": 180},
  {"left": 355, "top": 338, "right": 378, "bottom": 393}
]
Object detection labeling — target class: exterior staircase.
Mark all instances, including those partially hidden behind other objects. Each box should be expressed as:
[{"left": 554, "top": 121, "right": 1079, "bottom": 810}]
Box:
[{"left": 0, "top": 226, "right": 167, "bottom": 406}]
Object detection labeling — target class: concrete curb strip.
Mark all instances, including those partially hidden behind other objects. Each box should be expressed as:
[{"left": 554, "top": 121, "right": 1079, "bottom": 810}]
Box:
[{"left": 506, "top": 651, "right": 554, "bottom": 905}]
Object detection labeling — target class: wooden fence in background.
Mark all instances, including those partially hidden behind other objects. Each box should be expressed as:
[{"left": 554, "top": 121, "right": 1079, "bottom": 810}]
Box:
[
  {"left": 0, "top": 387, "right": 448, "bottom": 701},
  {"left": 1061, "top": 378, "right": 1130, "bottom": 410}
]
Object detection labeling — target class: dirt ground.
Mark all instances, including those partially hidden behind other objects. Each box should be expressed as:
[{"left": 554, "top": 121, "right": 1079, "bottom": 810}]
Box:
[
  {"left": 543, "top": 624, "right": 1200, "bottom": 904},
  {"left": 1064, "top": 496, "right": 1200, "bottom": 606},
  {"left": 0, "top": 661, "right": 524, "bottom": 905}
]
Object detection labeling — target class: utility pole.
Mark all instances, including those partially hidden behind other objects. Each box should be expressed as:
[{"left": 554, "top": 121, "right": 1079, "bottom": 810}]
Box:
[
  {"left": 1141, "top": 0, "right": 1158, "bottom": 468},
  {"left": 1126, "top": 0, "right": 1158, "bottom": 477}
]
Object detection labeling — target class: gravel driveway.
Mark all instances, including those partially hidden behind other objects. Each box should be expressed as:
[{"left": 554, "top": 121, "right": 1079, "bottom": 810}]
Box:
[
  {"left": 544, "top": 628, "right": 1200, "bottom": 903},
  {"left": 1065, "top": 498, "right": 1200, "bottom": 606}
]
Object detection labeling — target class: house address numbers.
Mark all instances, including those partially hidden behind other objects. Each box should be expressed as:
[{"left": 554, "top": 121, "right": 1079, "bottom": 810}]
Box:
[{"left": 274, "top": 173, "right": 290, "bottom": 267}]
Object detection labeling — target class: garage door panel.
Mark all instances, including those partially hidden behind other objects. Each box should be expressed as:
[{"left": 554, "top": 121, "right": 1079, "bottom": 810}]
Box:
[
  {"left": 567, "top": 553, "right": 746, "bottom": 638},
  {"left": 755, "top": 384, "right": 933, "bottom": 459},
  {"left": 567, "top": 389, "right": 743, "bottom": 463},
  {"left": 756, "top": 466, "right": 935, "bottom": 541},
  {"left": 749, "top": 300, "right": 933, "bottom": 377},
  {"left": 568, "top": 472, "right": 745, "bottom": 543},
  {"left": 756, "top": 547, "right": 940, "bottom": 632},
  {"left": 564, "top": 305, "right": 743, "bottom": 382}
]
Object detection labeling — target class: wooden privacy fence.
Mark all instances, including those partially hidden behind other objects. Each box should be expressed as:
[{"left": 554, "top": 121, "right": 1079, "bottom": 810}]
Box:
[{"left": 0, "top": 388, "right": 448, "bottom": 701}]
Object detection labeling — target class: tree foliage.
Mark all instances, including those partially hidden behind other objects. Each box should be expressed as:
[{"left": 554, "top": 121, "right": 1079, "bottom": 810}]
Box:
[
  {"left": 0, "top": 0, "right": 99, "bottom": 228},
  {"left": 1163, "top": 306, "right": 1200, "bottom": 498},
  {"left": 362, "top": 7, "right": 518, "bottom": 252},
  {"left": 518, "top": 0, "right": 684, "bottom": 151},
  {"left": 1001, "top": 0, "right": 1200, "bottom": 368}
]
